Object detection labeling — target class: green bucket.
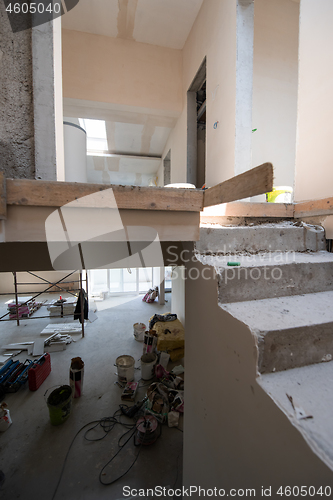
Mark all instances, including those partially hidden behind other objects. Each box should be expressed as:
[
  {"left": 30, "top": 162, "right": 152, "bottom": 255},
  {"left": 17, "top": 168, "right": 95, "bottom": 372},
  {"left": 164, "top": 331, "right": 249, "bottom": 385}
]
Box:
[{"left": 46, "top": 385, "right": 73, "bottom": 426}]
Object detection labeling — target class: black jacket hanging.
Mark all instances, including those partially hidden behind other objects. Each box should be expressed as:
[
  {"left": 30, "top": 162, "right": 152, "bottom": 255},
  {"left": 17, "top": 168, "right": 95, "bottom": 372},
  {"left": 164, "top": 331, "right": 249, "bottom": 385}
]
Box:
[{"left": 74, "top": 288, "right": 88, "bottom": 323}]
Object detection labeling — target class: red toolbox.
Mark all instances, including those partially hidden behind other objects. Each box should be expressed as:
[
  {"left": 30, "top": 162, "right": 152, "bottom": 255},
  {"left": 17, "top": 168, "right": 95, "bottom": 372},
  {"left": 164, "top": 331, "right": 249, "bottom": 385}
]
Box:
[{"left": 28, "top": 353, "right": 51, "bottom": 391}]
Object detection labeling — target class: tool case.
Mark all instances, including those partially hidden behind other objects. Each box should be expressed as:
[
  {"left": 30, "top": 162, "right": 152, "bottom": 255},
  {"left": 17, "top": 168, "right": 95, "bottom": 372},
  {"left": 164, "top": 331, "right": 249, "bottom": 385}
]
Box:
[{"left": 28, "top": 353, "right": 51, "bottom": 391}]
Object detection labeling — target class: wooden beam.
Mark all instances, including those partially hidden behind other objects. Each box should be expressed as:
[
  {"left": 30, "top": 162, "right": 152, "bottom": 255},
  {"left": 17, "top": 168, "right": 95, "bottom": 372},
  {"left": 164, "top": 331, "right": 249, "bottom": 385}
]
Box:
[
  {"left": 203, "top": 162, "right": 273, "bottom": 208},
  {"left": 0, "top": 172, "right": 6, "bottom": 220},
  {"left": 201, "top": 201, "right": 293, "bottom": 221},
  {"left": 6, "top": 178, "right": 204, "bottom": 212},
  {"left": 294, "top": 197, "right": 333, "bottom": 218}
]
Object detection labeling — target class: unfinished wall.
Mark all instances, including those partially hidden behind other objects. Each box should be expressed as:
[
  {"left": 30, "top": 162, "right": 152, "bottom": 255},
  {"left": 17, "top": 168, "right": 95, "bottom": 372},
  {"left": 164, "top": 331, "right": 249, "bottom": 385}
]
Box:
[
  {"left": 0, "top": 2, "right": 35, "bottom": 179},
  {"left": 62, "top": 29, "right": 182, "bottom": 114},
  {"left": 252, "top": 0, "right": 299, "bottom": 189},
  {"left": 183, "top": 247, "right": 333, "bottom": 492},
  {"left": 162, "top": 0, "right": 237, "bottom": 187},
  {"left": 294, "top": 0, "right": 333, "bottom": 201}
]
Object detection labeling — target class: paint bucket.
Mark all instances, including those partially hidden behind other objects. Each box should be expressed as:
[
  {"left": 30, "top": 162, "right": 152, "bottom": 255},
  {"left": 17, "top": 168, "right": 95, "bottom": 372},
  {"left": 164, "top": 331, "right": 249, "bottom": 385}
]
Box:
[
  {"left": 69, "top": 357, "right": 84, "bottom": 398},
  {"left": 115, "top": 355, "right": 135, "bottom": 382},
  {"left": 46, "top": 385, "right": 73, "bottom": 426},
  {"left": 133, "top": 323, "right": 146, "bottom": 342},
  {"left": 141, "top": 353, "right": 157, "bottom": 380}
]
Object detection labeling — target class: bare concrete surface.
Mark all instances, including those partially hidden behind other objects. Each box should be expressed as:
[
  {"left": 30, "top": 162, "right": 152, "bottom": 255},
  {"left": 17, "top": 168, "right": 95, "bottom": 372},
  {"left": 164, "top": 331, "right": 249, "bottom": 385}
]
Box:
[
  {"left": 258, "top": 362, "right": 333, "bottom": 471},
  {"left": 221, "top": 291, "right": 333, "bottom": 372},
  {"left": 0, "top": 293, "right": 183, "bottom": 500},
  {"left": 0, "top": 2, "right": 35, "bottom": 179},
  {"left": 198, "top": 222, "right": 326, "bottom": 254},
  {"left": 203, "top": 251, "right": 333, "bottom": 303}
]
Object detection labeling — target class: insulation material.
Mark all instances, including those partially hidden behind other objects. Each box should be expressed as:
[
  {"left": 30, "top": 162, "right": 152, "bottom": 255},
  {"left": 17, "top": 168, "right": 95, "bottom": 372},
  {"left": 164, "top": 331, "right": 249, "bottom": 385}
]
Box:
[
  {"left": 154, "top": 319, "right": 185, "bottom": 352},
  {"left": 169, "top": 348, "right": 185, "bottom": 362}
]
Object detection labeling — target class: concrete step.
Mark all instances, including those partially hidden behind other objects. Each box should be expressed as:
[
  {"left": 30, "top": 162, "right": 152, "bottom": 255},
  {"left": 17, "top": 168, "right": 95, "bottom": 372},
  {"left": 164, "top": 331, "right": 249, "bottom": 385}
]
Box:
[
  {"left": 258, "top": 362, "right": 333, "bottom": 470},
  {"left": 198, "top": 251, "right": 333, "bottom": 303},
  {"left": 220, "top": 291, "right": 333, "bottom": 373},
  {"left": 198, "top": 221, "right": 326, "bottom": 254}
]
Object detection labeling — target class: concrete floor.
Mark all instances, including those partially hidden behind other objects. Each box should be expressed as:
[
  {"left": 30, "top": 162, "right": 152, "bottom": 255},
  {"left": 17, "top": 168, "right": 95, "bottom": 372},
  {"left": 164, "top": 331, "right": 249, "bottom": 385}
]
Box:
[{"left": 0, "top": 292, "right": 183, "bottom": 500}]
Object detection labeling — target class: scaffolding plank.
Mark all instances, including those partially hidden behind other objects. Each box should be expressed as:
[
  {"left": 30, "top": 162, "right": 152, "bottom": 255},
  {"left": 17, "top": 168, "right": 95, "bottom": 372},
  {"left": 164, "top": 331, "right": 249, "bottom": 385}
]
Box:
[
  {"left": 201, "top": 201, "right": 294, "bottom": 221},
  {"left": 294, "top": 197, "right": 333, "bottom": 218},
  {"left": 203, "top": 163, "right": 273, "bottom": 208},
  {"left": 6, "top": 178, "right": 204, "bottom": 212}
]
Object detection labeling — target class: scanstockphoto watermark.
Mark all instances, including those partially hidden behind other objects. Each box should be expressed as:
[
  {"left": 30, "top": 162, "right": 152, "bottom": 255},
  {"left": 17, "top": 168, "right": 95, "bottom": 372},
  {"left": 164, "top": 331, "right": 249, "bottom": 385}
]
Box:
[
  {"left": 44, "top": 187, "right": 165, "bottom": 307},
  {"left": 122, "top": 485, "right": 258, "bottom": 497},
  {"left": 4, "top": 0, "right": 80, "bottom": 33},
  {"left": 167, "top": 245, "right": 295, "bottom": 283}
]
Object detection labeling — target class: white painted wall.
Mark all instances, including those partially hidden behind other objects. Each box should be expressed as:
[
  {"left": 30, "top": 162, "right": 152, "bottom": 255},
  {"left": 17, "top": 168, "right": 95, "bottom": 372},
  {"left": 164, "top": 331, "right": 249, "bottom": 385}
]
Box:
[
  {"left": 62, "top": 29, "right": 182, "bottom": 114},
  {"left": 295, "top": 0, "right": 333, "bottom": 201},
  {"left": 183, "top": 247, "right": 333, "bottom": 490},
  {"left": 252, "top": 0, "right": 299, "bottom": 190},
  {"left": 162, "top": 0, "right": 237, "bottom": 187}
]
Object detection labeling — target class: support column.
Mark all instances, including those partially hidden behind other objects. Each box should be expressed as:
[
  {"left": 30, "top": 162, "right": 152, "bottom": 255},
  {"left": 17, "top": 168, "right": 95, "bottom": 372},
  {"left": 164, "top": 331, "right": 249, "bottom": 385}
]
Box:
[
  {"left": 235, "top": 0, "right": 254, "bottom": 176},
  {"left": 32, "top": 20, "right": 57, "bottom": 180}
]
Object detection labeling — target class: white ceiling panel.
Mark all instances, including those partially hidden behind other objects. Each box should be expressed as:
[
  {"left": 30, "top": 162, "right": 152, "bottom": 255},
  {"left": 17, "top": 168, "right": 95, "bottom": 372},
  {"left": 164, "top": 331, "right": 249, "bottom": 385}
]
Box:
[
  {"left": 62, "top": 0, "right": 204, "bottom": 49},
  {"left": 114, "top": 122, "right": 145, "bottom": 155}
]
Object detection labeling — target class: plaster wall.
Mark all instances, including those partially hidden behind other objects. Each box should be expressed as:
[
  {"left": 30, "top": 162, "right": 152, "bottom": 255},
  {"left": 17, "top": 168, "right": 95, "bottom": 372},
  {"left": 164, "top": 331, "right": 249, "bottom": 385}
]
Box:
[
  {"left": 162, "top": 0, "right": 237, "bottom": 187},
  {"left": 0, "top": 2, "right": 35, "bottom": 179},
  {"left": 62, "top": 29, "right": 182, "bottom": 114},
  {"left": 294, "top": 0, "right": 333, "bottom": 201},
  {"left": 183, "top": 247, "right": 333, "bottom": 492},
  {"left": 252, "top": 0, "right": 299, "bottom": 189}
]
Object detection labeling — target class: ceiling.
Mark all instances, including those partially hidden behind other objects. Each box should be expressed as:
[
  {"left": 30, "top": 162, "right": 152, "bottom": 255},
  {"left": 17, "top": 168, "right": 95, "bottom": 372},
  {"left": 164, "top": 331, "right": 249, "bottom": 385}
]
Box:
[
  {"left": 62, "top": 0, "right": 204, "bottom": 186},
  {"left": 62, "top": 0, "right": 204, "bottom": 50}
]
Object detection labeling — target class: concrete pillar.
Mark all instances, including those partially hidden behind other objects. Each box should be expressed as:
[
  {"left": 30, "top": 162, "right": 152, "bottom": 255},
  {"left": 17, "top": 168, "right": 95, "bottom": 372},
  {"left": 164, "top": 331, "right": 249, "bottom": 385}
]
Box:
[
  {"left": 53, "top": 16, "right": 65, "bottom": 182},
  {"left": 235, "top": 0, "right": 254, "bottom": 176},
  {"left": 32, "top": 21, "right": 57, "bottom": 180},
  {"left": 0, "top": 2, "right": 35, "bottom": 178}
]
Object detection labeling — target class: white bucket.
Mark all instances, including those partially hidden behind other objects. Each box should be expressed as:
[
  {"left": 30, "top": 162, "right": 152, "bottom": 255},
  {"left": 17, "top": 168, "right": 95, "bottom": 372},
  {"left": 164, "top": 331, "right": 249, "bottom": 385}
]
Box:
[
  {"left": 141, "top": 353, "right": 157, "bottom": 381},
  {"left": 115, "top": 355, "right": 135, "bottom": 382},
  {"left": 133, "top": 323, "right": 146, "bottom": 342},
  {"left": 0, "top": 409, "right": 12, "bottom": 432}
]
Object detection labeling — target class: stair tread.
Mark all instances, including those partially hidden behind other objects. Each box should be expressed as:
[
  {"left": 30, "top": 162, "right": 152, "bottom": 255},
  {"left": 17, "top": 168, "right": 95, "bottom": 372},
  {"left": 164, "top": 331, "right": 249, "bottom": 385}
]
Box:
[
  {"left": 220, "top": 290, "right": 333, "bottom": 332},
  {"left": 200, "top": 250, "right": 333, "bottom": 269},
  {"left": 258, "top": 362, "right": 333, "bottom": 470}
]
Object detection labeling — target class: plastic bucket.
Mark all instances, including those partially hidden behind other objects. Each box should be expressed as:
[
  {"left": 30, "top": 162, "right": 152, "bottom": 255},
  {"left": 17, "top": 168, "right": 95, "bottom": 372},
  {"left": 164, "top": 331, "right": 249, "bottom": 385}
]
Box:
[
  {"left": 115, "top": 355, "right": 135, "bottom": 382},
  {"left": 141, "top": 353, "right": 157, "bottom": 380},
  {"left": 133, "top": 323, "right": 146, "bottom": 342},
  {"left": 46, "top": 385, "right": 73, "bottom": 426}
]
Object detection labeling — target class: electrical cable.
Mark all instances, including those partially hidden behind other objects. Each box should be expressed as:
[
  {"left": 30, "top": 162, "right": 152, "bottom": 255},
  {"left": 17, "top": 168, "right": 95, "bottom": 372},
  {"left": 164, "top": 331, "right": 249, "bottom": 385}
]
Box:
[
  {"left": 51, "top": 409, "right": 136, "bottom": 500},
  {"left": 51, "top": 409, "right": 163, "bottom": 498}
]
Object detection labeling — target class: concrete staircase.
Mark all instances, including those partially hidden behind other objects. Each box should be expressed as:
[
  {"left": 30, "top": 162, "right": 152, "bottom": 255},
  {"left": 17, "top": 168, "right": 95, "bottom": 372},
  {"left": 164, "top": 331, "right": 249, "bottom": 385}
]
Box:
[{"left": 196, "top": 221, "right": 333, "bottom": 374}]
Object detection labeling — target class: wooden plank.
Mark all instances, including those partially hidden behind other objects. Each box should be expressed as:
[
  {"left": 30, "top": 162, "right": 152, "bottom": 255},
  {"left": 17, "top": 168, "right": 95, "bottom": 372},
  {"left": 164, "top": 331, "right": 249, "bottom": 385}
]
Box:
[
  {"left": 203, "top": 162, "right": 273, "bottom": 208},
  {"left": 201, "top": 201, "right": 293, "bottom": 220},
  {"left": 0, "top": 172, "right": 6, "bottom": 219},
  {"left": 6, "top": 178, "right": 204, "bottom": 212},
  {"left": 294, "top": 197, "right": 333, "bottom": 218}
]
